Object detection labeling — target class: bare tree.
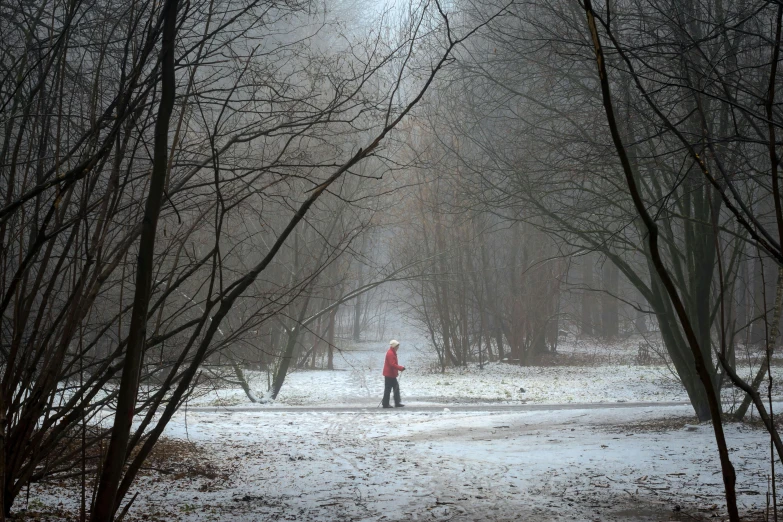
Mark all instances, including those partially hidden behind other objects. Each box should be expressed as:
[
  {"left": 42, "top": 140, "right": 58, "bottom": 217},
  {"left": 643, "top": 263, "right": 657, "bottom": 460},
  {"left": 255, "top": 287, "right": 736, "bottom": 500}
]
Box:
[{"left": 0, "top": 0, "right": 507, "bottom": 517}]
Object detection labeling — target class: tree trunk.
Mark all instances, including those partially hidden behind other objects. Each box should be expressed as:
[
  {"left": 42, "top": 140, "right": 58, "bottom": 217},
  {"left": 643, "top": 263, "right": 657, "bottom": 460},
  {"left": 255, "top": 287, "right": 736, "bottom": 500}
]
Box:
[
  {"left": 352, "top": 236, "right": 367, "bottom": 343},
  {"left": 272, "top": 298, "right": 311, "bottom": 399},
  {"left": 479, "top": 230, "right": 504, "bottom": 360},
  {"left": 231, "top": 360, "right": 258, "bottom": 403},
  {"left": 752, "top": 250, "right": 777, "bottom": 344},
  {"left": 547, "top": 259, "right": 563, "bottom": 351},
  {"left": 581, "top": 254, "right": 594, "bottom": 336},
  {"left": 736, "top": 254, "right": 749, "bottom": 340},
  {"left": 326, "top": 307, "right": 337, "bottom": 370},
  {"left": 635, "top": 308, "right": 647, "bottom": 333},
  {"left": 634, "top": 284, "right": 648, "bottom": 334},
  {"left": 91, "top": 1, "right": 178, "bottom": 519},
  {"left": 734, "top": 267, "right": 783, "bottom": 420},
  {"left": 648, "top": 255, "right": 715, "bottom": 421},
  {"left": 601, "top": 261, "right": 619, "bottom": 337},
  {"left": 433, "top": 211, "right": 457, "bottom": 366},
  {"left": 0, "top": 388, "right": 5, "bottom": 521}
]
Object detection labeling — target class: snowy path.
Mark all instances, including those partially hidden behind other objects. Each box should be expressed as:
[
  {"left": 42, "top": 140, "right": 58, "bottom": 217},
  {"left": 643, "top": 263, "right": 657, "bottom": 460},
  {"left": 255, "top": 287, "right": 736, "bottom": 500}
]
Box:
[{"left": 188, "top": 400, "right": 691, "bottom": 413}]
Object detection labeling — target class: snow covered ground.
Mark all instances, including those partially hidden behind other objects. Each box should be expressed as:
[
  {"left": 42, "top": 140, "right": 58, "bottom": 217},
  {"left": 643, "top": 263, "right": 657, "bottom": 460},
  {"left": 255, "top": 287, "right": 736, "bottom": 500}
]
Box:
[
  {"left": 21, "top": 329, "right": 783, "bottom": 521},
  {"left": 27, "top": 404, "right": 778, "bottom": 521},
  {"left": 189, "top": 334, "right": 783, "bottom": 411}
]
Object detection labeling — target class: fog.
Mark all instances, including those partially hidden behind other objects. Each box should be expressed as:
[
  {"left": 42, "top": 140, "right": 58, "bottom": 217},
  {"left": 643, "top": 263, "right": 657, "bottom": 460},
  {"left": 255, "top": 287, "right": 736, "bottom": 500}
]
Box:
[{"left": 1, "top": 0, "right": 781, "bottom": 520}]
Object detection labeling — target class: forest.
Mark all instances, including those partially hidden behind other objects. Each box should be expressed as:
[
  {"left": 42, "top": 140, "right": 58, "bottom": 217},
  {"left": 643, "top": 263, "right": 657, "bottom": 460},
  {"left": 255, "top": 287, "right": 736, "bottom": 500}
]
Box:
[{"left": 2, "top": 0, "right": 783, "bottom": 520}]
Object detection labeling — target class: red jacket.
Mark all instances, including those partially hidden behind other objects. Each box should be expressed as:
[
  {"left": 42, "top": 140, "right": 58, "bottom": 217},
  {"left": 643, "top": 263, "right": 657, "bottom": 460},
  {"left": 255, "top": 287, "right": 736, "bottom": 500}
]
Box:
[{"left": 382, "top": 348, "right": 404, "bottom": 378}]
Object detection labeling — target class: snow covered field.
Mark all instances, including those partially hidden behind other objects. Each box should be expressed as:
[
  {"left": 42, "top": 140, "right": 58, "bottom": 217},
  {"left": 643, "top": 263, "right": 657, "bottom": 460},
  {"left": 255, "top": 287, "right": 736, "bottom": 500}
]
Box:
[
  {"left": 28, "top": 405, "right": 777, "bottom": 521},
  {"left": 155, "top": 405, "right": 774, "bottom": 522},
  {"left": 21, "top": 332, "right": 783, "bottom": 521},
  {"left": 190, "top": 334, "right": 783, "bottom": 410}
]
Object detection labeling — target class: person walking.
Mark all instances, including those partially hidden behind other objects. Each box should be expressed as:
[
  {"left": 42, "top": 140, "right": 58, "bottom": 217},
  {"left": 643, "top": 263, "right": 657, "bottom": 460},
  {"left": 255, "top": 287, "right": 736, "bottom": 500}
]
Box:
[{"left": 382, "top": 340, "right": 405, "bottom": 408}]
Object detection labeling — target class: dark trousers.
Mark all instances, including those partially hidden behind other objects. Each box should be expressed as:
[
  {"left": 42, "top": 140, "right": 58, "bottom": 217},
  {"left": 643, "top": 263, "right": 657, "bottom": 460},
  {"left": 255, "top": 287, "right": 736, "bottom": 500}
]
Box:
[{"left": 382, "top": 377, "right": 401, "bottom": 406}]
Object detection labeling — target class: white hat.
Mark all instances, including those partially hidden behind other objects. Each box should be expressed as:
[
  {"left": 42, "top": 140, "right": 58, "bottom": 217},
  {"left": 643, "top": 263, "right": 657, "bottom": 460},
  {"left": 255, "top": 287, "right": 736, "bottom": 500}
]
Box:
[{"left": 389, "top": 339, "right": 400, "bottom": 347}]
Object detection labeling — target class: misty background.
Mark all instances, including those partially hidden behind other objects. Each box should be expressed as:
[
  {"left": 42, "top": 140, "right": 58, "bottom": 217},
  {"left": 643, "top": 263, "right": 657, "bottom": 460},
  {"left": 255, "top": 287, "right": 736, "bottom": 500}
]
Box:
[{"left": 2, "top": 0, "right": 783, "bottom": 520}]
